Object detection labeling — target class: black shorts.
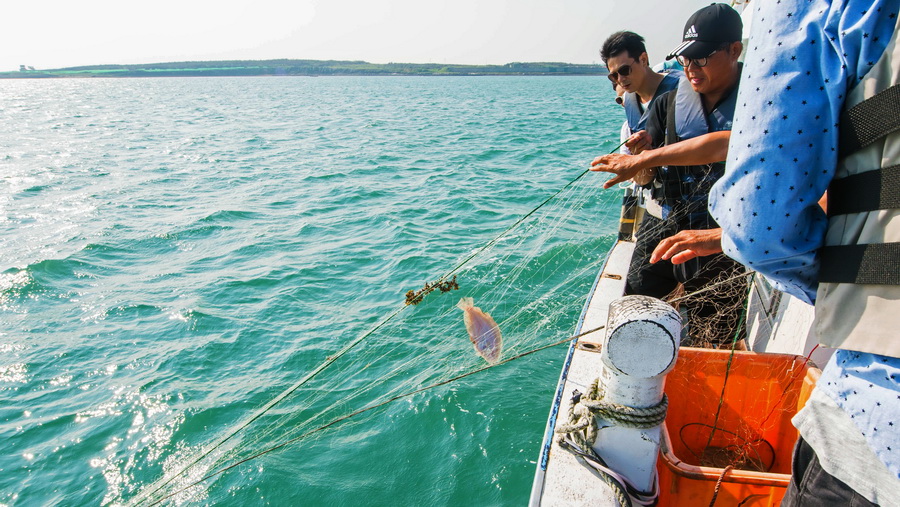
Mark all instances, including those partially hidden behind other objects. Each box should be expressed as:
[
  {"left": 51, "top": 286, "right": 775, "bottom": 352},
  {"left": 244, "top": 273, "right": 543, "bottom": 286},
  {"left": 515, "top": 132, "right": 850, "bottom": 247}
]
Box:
[{"left": 781, "top": 437, "right": 878, "bottom": 506}]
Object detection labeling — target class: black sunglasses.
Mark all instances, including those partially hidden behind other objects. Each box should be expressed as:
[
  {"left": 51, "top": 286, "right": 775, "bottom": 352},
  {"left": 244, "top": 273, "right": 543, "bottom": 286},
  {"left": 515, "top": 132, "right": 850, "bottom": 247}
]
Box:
[
  {"left": 607, "top": 64, "right": 633, "bottom": 83},
  {"left": 675, "top": 47, "right": 726, "bottom": 68}
]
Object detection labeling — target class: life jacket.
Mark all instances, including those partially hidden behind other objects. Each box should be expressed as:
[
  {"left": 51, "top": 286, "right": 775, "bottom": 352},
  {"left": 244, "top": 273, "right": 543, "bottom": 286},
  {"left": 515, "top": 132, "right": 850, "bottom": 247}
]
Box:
[
  {"left": 814, "top": 17, "right": 900, "bottom": 358},
  {"left": 623, "top": 72, "right": 682, "bottom": 134},
  {"left": 670, "top": 75, "right": 737, "bottom": 140},
  {"left": 651, "top": 73, "right": 738, "bottom": 219}
]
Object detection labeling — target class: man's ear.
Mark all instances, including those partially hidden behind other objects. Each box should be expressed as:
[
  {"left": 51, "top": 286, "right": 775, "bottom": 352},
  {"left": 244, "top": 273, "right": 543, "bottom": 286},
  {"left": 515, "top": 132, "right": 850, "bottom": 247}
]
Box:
[
  {"left": 640, "top": 52, "right": 650, "bottom": 66},
  {"left": 731, "top": 41, "right": 744, "bottom": 60}
]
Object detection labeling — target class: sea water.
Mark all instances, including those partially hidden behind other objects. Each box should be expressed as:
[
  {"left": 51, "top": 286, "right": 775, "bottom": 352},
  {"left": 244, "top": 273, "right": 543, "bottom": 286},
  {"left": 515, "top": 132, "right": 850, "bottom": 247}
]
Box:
[{"left": 0, "top": 76, "right": 625, "bottom": 505}]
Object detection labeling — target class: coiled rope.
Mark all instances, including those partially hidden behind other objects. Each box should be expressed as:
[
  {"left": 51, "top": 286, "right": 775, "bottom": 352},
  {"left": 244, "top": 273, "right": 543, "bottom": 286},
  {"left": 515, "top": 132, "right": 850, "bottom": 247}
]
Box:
[
  {"left": 555, "top": 378, "right": 669, "bottom": 448},
  {"left": 557, "top": 377, "right": 669, "bottom": 430},
  {"left": 553, "top": 377, "right": 668, "bottom": 507}
]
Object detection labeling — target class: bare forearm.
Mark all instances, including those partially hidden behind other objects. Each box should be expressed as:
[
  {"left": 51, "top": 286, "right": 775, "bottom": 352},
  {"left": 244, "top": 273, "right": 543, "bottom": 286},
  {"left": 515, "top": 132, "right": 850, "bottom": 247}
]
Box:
[
  {"left": 651, "top": 228, "right": 723, "bottom": 265},
  {"left": 591, "top": 130, "right": 729, "bottom": 188},
  {"left": 637, "top": 130, "right": 730, "bottom": 168}
]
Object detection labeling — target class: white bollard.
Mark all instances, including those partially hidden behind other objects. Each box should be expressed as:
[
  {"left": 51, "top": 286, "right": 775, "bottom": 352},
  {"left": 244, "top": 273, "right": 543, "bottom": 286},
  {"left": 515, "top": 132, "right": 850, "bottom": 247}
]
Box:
[{"left": 593, "top": 295, "right": 681, "bottom": 495}]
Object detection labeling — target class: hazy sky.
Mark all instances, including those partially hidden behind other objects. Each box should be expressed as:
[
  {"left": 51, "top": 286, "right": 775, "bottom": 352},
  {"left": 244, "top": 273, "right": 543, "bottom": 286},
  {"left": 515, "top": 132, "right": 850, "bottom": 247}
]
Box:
[{"left": 3, "top": 0, "right": 717, "bottom": 72}]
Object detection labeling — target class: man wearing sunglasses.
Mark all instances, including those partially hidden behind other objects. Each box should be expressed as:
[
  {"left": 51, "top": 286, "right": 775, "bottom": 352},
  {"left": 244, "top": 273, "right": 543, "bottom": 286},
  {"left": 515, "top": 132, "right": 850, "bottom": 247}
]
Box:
[
  {"left": 591, "top": 3, "right": 745, "bottom": 347},
  {"left": 600, "top": 31, "right": 682, "bottom": 155}
]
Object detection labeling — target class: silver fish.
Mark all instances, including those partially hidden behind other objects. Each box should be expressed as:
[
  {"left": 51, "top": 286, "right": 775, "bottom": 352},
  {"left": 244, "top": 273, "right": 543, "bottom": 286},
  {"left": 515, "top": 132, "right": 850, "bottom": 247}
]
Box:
[{"left": 457, "top": 297, "right": 503, "bottom": 363}]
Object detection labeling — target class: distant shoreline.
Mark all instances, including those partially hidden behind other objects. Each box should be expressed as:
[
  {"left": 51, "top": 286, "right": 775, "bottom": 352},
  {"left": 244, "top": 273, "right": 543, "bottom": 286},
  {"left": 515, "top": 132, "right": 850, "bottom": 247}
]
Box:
[{"left": 1, "top": 59, "right": 608, "bottom": 79}]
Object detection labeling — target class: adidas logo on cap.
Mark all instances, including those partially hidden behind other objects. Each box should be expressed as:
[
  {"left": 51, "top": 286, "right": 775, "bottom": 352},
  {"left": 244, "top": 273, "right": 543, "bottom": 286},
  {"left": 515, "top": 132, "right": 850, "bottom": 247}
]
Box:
[{"left": 666, "top": 4, "right": 742, "bottom": 60}]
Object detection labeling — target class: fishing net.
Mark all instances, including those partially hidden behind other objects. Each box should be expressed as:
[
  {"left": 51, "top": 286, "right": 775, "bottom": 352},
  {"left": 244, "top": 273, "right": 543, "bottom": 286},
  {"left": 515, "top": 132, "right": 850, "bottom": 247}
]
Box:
[
  {"left": 125, "top": 162, "right": 624, "bottom": 505},
  {"left": 123, "top": 153, "right": 817, "bottom": 506},
  {"left": 622, "top": 161, "right": 752, "bottom": 348},
  {"left": 663, "top": 258, "right": 751, "bottom": 349},
  {"left": 618, "top": 163, "right": 820, "bottom": 492}
]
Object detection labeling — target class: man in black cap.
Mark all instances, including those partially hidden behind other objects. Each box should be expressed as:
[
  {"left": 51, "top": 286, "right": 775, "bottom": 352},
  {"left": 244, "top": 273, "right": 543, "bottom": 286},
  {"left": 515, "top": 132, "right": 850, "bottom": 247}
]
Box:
[{"left": 591, "top": 3, "right": 745, "bottom": 346}]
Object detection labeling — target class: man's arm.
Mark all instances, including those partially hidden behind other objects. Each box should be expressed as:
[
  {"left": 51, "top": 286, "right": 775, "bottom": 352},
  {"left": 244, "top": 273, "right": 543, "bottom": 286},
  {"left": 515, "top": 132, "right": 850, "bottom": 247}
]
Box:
[
  {"left": 590, "top": 130, "right": 731, "bottom": 189},
  {"left": 650, "top": 228, "right": 723, "bottom": 265},
  {"left": 651, "top": 193, "right": 829, "bottom": 266}
]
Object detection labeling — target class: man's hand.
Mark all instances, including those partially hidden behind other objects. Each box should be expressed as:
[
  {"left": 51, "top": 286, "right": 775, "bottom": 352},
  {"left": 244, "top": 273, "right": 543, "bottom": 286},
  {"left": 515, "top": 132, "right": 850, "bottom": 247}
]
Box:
[
  {"left": 590, "top": 153, "right": 645, "bottom": 189},
  {"left": 624, "top": 130, "right": 652, "bottom": 155},
  {"left": 650, "top": 228, "right": 723, "bottom": 265}
]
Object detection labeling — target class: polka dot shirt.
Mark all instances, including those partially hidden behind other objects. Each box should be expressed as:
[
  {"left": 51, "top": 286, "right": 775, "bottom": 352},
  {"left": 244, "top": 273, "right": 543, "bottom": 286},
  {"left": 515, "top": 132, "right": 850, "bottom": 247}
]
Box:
[
  {"left": 709, "top": 0, "right": 900, "bottom": 480},
  {"left": 709, "top": 0, "right": 897, "bottom": 304}
]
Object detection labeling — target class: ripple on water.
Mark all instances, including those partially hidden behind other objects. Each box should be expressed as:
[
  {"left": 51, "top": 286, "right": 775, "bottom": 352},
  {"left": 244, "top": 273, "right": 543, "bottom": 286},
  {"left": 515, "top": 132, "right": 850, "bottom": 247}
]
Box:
[{"left": 0, "top": 76, "right": 623, "bottom": 505}]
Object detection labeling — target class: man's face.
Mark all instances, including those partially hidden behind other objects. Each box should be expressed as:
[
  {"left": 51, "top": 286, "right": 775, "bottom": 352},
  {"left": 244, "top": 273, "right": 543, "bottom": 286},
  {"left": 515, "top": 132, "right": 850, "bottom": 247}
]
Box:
[
  {"left": 606, "top": 52, "right": 646, "bottom": 93},
  {"left": 683, "top": 42, "right": 742, "bottom": 95}
]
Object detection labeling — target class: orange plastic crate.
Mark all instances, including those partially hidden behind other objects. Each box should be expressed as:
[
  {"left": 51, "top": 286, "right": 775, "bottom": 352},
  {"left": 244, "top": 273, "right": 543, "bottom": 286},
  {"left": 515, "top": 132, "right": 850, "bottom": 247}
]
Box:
[{"left": 657, "top": 348, "right": 820, "bottom": 506}]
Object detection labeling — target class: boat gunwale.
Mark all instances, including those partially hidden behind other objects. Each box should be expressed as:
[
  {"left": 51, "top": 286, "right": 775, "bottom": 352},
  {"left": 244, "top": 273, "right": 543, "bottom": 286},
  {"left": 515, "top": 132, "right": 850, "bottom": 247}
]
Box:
[{"left": 529, "top": 239, "right": 626, "bottom": 503}]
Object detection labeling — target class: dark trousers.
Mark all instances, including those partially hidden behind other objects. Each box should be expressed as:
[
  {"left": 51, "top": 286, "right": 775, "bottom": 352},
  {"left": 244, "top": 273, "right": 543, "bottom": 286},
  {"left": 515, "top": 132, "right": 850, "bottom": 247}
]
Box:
[
  {"left": 781, "top": 437, "right": 879, "bottom": 506},
  {"left": 626, "top": 214, "right": 747, "bottom": 347}
]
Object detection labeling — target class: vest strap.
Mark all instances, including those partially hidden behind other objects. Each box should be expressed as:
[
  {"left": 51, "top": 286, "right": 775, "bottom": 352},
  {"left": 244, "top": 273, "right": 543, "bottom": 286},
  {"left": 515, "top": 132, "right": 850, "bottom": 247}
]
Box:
[
  {"left": 819, "top": 243, "right": 900, "bottom": 285},
  {"left": 827, "top": 164, "right": 900, "bottom": 216},
  {"left": 665, "top": 89, "right": 678, "bottom": 146},
  {"left": 839, "top": 83, "right": 900, "bottom": 158}
]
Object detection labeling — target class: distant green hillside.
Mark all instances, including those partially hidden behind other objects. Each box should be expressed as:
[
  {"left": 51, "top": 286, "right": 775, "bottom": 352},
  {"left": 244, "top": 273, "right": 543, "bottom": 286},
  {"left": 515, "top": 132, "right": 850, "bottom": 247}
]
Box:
[{"left": 2, "top": 59, "right": 608, "bottom": 78}]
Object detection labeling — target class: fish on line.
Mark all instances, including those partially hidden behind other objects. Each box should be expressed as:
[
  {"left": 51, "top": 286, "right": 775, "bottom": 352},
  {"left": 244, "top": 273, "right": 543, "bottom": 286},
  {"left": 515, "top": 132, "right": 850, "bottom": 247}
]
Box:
[{"left": 457, "top": 297, "right": 503, "bottom": 364}]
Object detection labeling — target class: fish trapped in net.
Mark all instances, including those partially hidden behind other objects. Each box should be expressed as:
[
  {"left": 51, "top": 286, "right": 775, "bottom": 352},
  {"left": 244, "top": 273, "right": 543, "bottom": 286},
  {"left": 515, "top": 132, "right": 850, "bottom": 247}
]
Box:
[{"left": 457, "top": 297, "right": 503, "bottom": 363}]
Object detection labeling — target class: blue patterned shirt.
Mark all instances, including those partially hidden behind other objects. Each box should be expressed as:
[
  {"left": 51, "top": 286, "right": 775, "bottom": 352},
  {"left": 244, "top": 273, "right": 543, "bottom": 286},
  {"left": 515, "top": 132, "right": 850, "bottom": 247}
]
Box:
[
  {"left": 709, "top": 0, "right": 900, "bottom": 480},
  {"left": 710, "top": 0, "right": 897, "bottom": 305},
  {"left": 819, "top": 351, "right": 900, "bottom": 479}
]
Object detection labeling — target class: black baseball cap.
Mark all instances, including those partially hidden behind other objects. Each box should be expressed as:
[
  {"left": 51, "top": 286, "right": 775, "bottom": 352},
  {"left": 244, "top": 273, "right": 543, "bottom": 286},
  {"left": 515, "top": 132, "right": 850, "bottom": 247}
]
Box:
[{"left": 666, "top": 3, "right": 742, "bottom": 60}]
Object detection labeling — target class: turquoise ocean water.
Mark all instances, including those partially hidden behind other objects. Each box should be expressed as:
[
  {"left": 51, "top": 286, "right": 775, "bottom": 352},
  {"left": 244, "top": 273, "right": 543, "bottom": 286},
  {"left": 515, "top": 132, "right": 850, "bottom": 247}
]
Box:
[{"left": 1, "top": 76, "right": 625, "bottom": 506}]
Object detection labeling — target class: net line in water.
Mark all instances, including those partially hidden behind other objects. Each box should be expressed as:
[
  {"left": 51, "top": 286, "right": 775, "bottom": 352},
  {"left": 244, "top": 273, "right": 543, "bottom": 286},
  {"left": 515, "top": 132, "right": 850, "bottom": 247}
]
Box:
[{"left": 127, "top": 146, "right": 623, "bottom": 505}]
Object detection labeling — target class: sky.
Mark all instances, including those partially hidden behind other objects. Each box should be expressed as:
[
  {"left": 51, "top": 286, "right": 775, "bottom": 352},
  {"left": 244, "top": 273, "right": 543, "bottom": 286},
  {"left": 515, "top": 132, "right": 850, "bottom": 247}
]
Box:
[{"left": 2, "top": 0, "right": 718, "bottom": 72}]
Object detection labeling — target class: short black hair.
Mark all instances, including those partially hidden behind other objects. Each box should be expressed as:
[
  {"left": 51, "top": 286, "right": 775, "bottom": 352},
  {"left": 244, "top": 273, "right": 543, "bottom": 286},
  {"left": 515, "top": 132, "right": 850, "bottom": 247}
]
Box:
[{"left": 600, "top": 31, "right": 647, "bottom": 64}]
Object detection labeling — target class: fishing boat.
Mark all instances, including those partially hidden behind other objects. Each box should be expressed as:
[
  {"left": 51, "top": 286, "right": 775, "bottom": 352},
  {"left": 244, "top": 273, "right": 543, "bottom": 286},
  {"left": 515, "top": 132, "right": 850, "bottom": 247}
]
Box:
[{"left": 529, "top": 3, "right": 835, "bottom": 499}]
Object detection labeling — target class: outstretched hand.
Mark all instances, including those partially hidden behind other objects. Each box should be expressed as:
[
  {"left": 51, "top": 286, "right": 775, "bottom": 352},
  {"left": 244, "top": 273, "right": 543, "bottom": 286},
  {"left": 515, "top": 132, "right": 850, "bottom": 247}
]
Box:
[
  {"left": 650, "top": 228, "right": 723, "bottom": 265},
  {"left": 590, "top": 153, "right": 643, "bottom": 189},
  {"left": 591, "top": 131, "right": 653, "bottom": 188}
]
